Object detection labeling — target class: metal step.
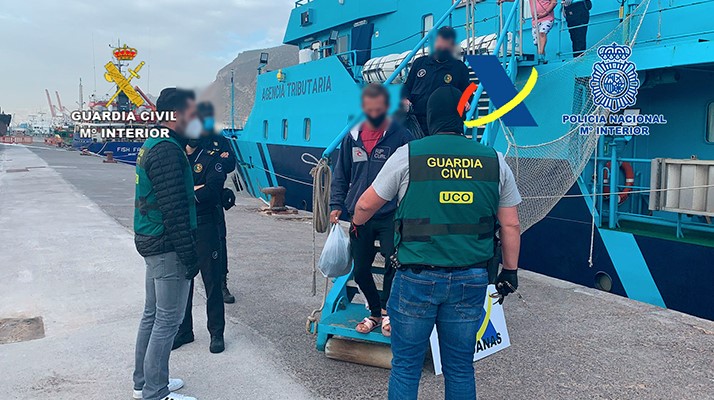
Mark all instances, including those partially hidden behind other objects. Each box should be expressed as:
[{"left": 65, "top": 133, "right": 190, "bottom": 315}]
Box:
[{"left": 318, "top": 303, "right": 391, "bottom": 345}]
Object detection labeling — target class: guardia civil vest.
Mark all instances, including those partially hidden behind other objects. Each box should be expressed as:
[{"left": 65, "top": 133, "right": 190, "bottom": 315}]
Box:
[
  {"left": 134, "top": 136, "right": 197, "bottom": 236},
  {"left": 395, "top": 134, "right": 500, "bottom": 267}
]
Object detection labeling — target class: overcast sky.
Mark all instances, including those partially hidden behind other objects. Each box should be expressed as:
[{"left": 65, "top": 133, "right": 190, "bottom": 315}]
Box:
[{"left": 0, "top": 0, "right": 295, "bottom": 122}]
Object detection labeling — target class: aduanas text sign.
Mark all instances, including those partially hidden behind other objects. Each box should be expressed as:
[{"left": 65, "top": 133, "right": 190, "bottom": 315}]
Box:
[{"left": 429, "top": 284, "right": 511, "bottom": 375}]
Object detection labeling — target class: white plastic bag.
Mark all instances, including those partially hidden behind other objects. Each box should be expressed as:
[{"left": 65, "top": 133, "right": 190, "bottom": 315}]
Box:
[{"left": 318, "top": 224, "right": 352, "bottom": 278}]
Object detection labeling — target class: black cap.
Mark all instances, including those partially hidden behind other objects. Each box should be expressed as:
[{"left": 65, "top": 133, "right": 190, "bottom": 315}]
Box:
[{"left": 197, "top": 102, "right": 215, "bottom": 119}]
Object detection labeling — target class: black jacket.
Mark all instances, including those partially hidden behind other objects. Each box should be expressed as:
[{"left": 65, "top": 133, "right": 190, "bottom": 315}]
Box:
[
  {"left": 134, "top": 130, "right": 198, "bottom": 268},
  {"left": 402, "top": 55, "right": 471, "bottom": 116},
  {"left": 205, "top": 132, "right": 236, "bottom": 176},
  {"left": 330, "top": 120, "right": 414, "bottom": 218},
  {"left": 189, "top": 148, "right": 225, "bottom": 217}
]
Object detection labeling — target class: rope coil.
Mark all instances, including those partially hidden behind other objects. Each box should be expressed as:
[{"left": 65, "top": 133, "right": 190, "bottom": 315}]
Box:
[
  {"left": 306, "top": 156, "right": 333, "bottom": 334},
  {"left": 311, "top": 157, "right": 332, "bottom": 234}
]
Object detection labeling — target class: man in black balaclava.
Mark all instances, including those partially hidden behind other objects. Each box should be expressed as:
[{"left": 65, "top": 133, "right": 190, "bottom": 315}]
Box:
[
  {"left": 352, "top": 86, "right": 523, "bottom": 400},
  {"left": 425, "top": 84, "right": 466, "bottom": 136},
  {"left": 401, "top": 26, "right": 471, "bottom": 137}
]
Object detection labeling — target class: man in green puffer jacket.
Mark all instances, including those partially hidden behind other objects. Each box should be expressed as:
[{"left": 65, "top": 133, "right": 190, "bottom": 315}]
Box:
[{"left": 132, "top": 88, "right": 203, "bottom": 400}]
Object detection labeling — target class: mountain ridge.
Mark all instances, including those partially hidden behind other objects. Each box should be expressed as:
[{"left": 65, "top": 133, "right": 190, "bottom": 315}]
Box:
[{"left": 200, "top": 45, "right": 298, "bottom": 129}]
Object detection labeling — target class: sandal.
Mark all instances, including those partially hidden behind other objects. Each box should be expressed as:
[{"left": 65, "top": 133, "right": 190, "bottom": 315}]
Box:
[
  {"left": 381, "top": 314, "right": 391, "bottom": 337},
  {"left": 356, "top": 317, "right": 381, "bottom": 334}
]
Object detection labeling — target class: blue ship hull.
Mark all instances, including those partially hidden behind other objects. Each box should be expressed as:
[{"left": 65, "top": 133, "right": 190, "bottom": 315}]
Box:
[
  {"left": 234, "top": 141, "right": 714, "bottom": 321},
  {"left": 86, "top": 142, "right": 142, "bottom": 165}
]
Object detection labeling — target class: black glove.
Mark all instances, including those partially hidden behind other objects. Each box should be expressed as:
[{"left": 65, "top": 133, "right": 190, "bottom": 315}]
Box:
[
  {"left": 495, "top": 269, "right": 518, "bottom": 304},
  {"left": 349, "top": 221, "right": 364, "bottom": 239},
  {"left": 185, "top": 263, "right": 200, "bottom": 280},
  {"left": 222, "top": 188, "right": 236, "bottom": 210}
]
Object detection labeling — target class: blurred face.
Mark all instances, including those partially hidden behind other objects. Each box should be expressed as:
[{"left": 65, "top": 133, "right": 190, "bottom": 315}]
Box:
[
  {"left": 174, "top": 99, "right": 197, "bottom": 135},
  {"left": 434, "top": 36, "right": 455, "bottom": 54},
  {"left": 362, "top": 95, "right": 388, "bottom": 127},
  {"left": 201, "top": 116, "right": 215, "bottom": 136}
]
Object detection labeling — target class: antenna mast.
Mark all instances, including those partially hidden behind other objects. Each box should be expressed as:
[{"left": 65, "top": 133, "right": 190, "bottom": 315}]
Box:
[{"left": 78, "top": 78, "right": 85, "bottom": 110}]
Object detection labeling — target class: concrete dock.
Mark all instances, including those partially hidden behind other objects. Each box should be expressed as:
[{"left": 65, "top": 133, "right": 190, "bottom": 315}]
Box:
[{"left": 1, "top": 143, "right": 713, "bottom": 400}]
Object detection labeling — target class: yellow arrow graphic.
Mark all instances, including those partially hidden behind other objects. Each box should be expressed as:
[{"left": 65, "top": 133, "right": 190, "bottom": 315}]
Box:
[{"left": 464, "top": 67, "right": 538, "bottom": 128}]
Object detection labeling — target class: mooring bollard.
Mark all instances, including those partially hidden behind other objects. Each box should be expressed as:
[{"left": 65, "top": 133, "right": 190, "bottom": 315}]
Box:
[
  {"left": 103, "top": 151, "right": 117, "bottom": 163},
  {"left": 261, "top": 186, "right": 288, "bottom": 211}
]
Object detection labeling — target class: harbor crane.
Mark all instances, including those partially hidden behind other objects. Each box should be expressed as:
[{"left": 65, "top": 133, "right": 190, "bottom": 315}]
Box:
[{"left": 45, "top": 89, "right": 57, "bottom": 118}]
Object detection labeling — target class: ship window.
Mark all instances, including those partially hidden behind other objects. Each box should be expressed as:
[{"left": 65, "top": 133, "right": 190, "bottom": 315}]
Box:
[
  {"left": 282, "top": 119, "right": 288, "bottom": 140},
  {"left": 323, "top": 40, "right": 333, "bottom": 57},
  {"left": 594, "top": 272, "right": 613, "bottom": 292},
  {"left": 336, "top": 35, "right": 349, "bottom": 55},
  {"left": 707, "top": 102, "right": 714, "bottom": 143},
  {"left": 422, "top": 14, "right": 434, "bottom": 37},
  {"left": 263, "top": 120, "right": 269, "bottom": 138},
  {"left": 311, "top": 41, "right": 321, "bottom": 59},
  {"left": 304, "top": 118, "right": 311, "bottom": 141}
]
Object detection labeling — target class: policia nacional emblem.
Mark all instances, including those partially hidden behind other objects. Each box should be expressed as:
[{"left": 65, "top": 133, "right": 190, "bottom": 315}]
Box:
[
  {"left": 444, "top": 74, "right": 453, "bottom": 84},
  {"left": 193, "top": 163, "right": 203, "bottom": 173},
  {"left": 590, "top": 43, "right": 639, "bottom": 113}
]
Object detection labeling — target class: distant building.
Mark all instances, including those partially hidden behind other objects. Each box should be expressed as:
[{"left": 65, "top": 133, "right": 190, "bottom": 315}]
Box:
[{"left": 0, "top": 112, "right": 11, "bottom": 136}]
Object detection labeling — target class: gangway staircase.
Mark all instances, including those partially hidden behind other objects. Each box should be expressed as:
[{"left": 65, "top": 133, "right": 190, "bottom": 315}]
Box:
[
  {"left": 465, "top": 0, "right": 525, "bottom": 147},
  {"left": 310, "top": 0, "right": 526, "bottom": 367}
]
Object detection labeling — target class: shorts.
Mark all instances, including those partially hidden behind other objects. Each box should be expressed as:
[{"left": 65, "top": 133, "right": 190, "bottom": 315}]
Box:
[{"left": 532, "top": 20, "right": 554, "bottom": 45}]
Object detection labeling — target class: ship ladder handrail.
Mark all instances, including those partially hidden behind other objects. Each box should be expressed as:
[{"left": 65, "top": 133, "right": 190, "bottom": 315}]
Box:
[{"left": 464, "top": 0, "right": 522, "bottom": 147}]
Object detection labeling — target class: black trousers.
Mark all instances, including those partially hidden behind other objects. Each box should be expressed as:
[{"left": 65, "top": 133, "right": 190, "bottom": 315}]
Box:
[
  {"left": 350, "top": 214, "right": 397, "bottom": 318},
  {"left": 178, "top": 222, "right": 225, "bottom": 338},
  {"left": 217, "top": 207, "right": 229, "bottom": 277},
  {"left": 564, "top": 2, "right": 590, "bottom": 57}
]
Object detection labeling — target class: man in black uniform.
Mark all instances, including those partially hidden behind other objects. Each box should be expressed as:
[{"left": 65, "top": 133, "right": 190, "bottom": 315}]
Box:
[
  {"left": 172, "top": 138, "right": 226, "bottom": 354},
  {"left": 402, "top": 26, "right": 471, "bottom": 136},
  {"left": 196, "top": 102, "right": 237, "bottom": 304}
]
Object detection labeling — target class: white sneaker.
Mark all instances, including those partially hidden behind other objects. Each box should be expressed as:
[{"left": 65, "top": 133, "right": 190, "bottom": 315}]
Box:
[
  {"left": 161, "top": 393, "right": 196, "bottom": 400},
  {"left": 132, "top": 379, "right": 185, "bottom": 399}
]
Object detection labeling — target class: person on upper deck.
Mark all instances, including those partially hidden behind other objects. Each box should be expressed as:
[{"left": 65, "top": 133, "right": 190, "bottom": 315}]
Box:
[
  {"left": 563, "top": 0, "right": 592, "bottom": 57},
  {"left": 532, "top": 0, "right": 557, "bottom": 61},
  {"left": 401, "top": 26, "right": 470, "bottom": 137},
  {"left": 330, "top": 83, "right": 414, "bottom": 337},
  {"left": 500, "top": 0, "right": 557, "bottom": 62}
]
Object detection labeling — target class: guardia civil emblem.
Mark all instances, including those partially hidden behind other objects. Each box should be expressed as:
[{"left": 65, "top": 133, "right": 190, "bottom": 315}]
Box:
[
  {"left": 444, "top": 74, "right": 453, "bottom": 84},
  {"left": 589, "top": 43, "right": 639, "bottom": 113}
]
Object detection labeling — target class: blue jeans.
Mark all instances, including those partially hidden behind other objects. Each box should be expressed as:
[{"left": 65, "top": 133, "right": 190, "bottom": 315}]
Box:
[
  {"left": 387, "top": 267, "right": 489, "bottom": 400},
  {"left": 133, "top": 252, "right": 191, "bottom": 400}
]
